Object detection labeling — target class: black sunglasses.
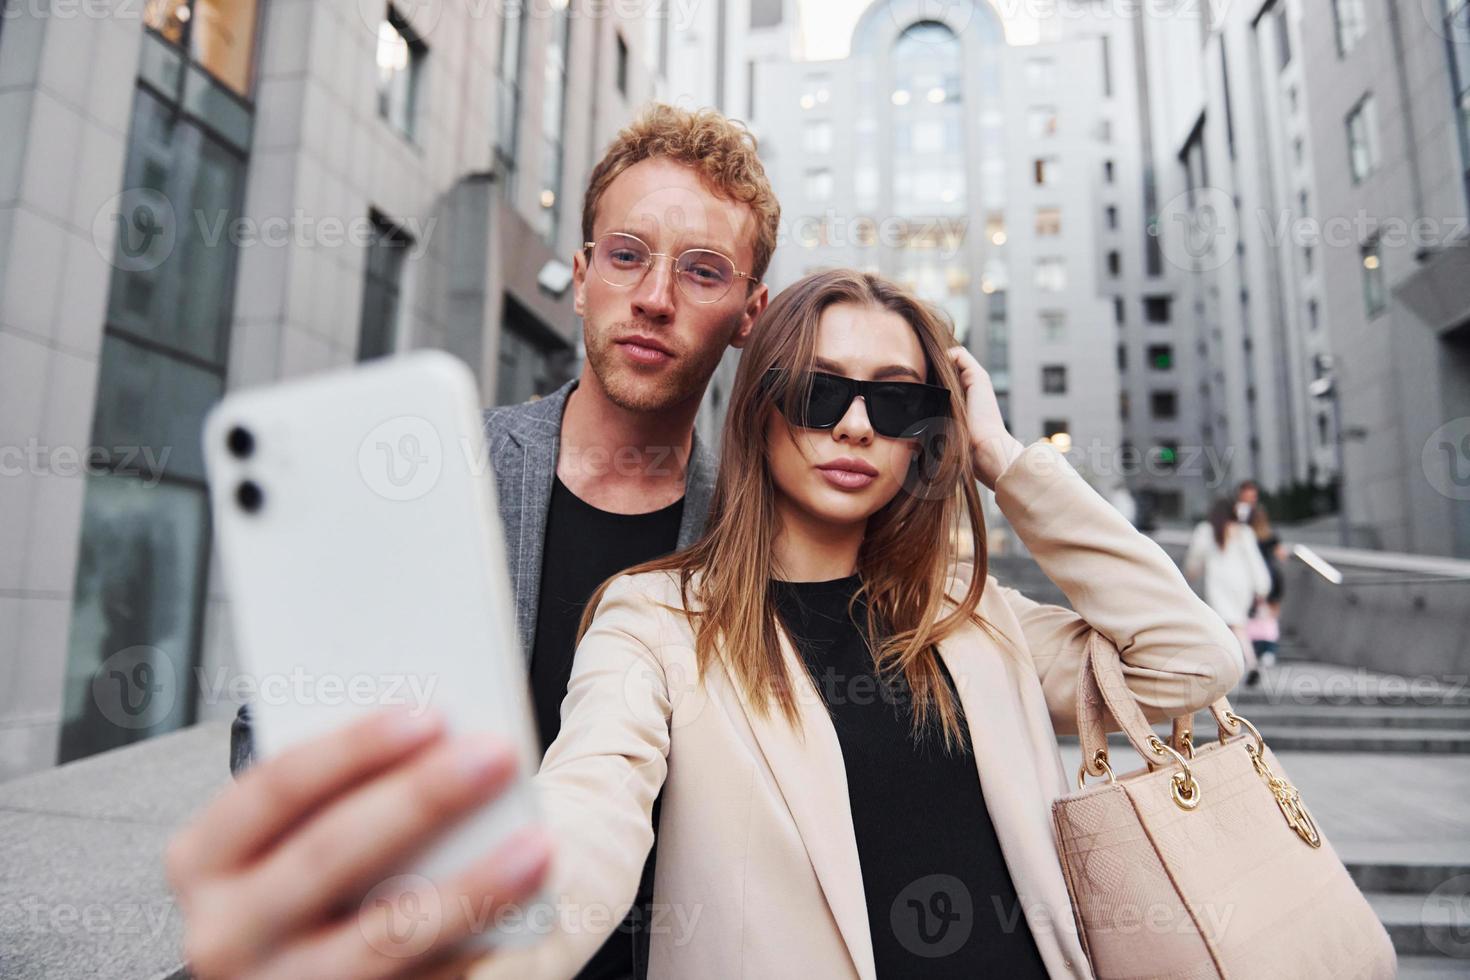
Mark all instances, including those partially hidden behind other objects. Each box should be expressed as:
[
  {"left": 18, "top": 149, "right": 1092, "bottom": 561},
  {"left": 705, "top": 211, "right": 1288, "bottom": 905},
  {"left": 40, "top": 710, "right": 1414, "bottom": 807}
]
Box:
[{"left": 762, "top": 369, "right": 951, "bottom": 439}]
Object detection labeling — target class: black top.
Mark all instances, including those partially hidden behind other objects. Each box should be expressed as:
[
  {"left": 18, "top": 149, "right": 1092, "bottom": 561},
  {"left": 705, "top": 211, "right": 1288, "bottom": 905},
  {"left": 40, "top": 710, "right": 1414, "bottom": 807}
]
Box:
[
  {"left": 530, "top": 475, "right": 685, "bottom": 750},
  {"left": 770, "top": 575, "right": 1049, "bottom": 980},
  {"left": 529, "top": 475, "right": 684, "bottom": 980}
]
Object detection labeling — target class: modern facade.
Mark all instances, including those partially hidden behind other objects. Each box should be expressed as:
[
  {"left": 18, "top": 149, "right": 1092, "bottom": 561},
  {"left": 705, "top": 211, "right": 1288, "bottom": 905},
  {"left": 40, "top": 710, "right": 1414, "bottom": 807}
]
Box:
[
  {"left": 752, "top": 0, "right": 1143, "bottom": 493},
  {"left": 0, "top": 0, "right": 688, "bottom": 779},
  {"left": 1143, "top": 0, "right": 1470, "bottom": 554}
]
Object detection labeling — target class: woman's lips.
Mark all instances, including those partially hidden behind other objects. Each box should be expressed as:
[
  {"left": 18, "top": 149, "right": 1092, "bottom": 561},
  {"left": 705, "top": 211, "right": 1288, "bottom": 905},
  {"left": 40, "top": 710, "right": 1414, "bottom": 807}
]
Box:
[{"left": 816, "top": 466, "right": 877, "bottom": 490}]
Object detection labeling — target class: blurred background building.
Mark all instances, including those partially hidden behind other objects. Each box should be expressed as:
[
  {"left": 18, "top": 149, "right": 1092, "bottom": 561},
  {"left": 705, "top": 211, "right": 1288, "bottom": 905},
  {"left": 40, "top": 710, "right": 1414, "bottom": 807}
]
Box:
[
  {"left": 3, "top": 0, "right": 1470, "bottom": 782},
  {"left": 0, "top": 0, "right": 711, "bottom": 779}
]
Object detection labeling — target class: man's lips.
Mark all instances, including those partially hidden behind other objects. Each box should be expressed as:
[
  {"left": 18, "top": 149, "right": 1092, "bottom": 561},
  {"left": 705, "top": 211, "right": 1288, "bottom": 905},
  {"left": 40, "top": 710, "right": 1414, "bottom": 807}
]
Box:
[{"left": 615, "top": 335, "right": 675, "bottom": 363}]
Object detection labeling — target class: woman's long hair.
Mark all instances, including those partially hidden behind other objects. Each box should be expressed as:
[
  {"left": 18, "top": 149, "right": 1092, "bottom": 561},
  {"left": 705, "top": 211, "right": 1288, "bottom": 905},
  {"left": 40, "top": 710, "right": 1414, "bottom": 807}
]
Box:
[
  {"left": 577, "top": 270, "right": 989, "bottom": 748},
  {"left": 1208, "top": 498, "right": 1236, "bottom": 549}
]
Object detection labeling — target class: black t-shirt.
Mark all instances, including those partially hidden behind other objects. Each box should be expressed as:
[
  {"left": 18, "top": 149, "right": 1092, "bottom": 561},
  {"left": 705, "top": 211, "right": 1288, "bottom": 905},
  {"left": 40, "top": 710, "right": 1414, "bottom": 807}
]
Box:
[
  {"left": 770, "top": 575, "right": 1050, "bottom": 980},
  {"left": 530, "top": 475, "right": 684, "bottom": 750},
  {"left": 529, "top": 475, "right": 684, "bottom": 980}
]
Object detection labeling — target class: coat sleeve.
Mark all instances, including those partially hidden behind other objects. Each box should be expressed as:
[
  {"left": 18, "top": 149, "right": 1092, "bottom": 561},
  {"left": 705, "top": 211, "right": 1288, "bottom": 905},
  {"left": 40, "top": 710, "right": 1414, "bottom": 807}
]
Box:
[
  {"left": 467, "top": 573, "right": 676, "bottom": 979},
  {"left": 1181, "top": 522, "right": 1210, "bottom": 582},
  {"left": 987, "top": 443, "right": 1243, "bottom": 733}
]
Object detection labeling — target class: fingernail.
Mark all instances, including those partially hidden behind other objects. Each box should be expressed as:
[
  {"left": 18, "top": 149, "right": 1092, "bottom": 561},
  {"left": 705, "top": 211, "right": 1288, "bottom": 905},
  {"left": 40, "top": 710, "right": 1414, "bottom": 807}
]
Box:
[
  {"left": 457, "top": 734, "right": 512, "bottom": 783},
  {"left": 385, "top": 707, "right": 442, "bottom": 744},
  {"left": 495, "top": 830, "right": 551, "bottom": 889}
]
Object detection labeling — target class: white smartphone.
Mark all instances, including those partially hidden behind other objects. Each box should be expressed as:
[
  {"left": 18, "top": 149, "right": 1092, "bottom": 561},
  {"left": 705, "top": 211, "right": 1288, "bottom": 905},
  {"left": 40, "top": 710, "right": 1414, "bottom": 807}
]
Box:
[{"left": 203, "top": 350, "right": 542, "bottom": 948}]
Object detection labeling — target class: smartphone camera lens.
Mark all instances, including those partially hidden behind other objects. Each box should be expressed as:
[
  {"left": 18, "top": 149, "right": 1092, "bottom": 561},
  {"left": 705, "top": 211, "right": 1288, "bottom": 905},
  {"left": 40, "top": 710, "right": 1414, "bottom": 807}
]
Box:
[
  {"left": 226, "top": 426, "right": 255, "bottom": 459},
  {"left": 236, "top": 480, "right": 264, "bottom": 514}
]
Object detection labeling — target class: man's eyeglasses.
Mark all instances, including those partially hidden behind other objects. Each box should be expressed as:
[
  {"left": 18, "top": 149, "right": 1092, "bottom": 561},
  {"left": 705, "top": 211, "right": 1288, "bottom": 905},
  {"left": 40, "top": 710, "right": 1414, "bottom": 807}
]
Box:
[
  {"left": 762, "top": 369, "right": 951, "bottom": 439},
  {"left": 583, "top": 233, "right": 756, "bottom": 304}
]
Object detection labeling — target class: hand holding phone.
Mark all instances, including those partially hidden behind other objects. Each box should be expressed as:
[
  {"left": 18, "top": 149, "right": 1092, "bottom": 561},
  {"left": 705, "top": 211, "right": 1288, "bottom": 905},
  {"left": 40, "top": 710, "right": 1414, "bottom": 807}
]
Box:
[{"left": 166, "top": 708, "right": 551, "bottom": 978}]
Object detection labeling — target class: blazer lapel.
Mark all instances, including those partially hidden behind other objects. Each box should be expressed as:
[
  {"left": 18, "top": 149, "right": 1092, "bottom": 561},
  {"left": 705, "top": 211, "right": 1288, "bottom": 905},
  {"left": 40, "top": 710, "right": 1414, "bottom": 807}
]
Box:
[
  {"left": 728, "top": 624, "right": 876, "bottom": 980},
  {"left": 937, "top": 623, "right": 1091, "bottom": 977},
  {"left": 677, "top": 429, "right": 717, "bottom": 548},
  {"left": 488, "top": 381, "right": 575, "bottom": 662}
]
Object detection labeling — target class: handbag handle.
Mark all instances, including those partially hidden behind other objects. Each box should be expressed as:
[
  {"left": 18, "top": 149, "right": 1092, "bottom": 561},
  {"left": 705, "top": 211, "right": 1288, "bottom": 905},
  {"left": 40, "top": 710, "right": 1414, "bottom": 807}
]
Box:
[{"left": 1076, "top": 631, "right": 1238, "bottom": 781}]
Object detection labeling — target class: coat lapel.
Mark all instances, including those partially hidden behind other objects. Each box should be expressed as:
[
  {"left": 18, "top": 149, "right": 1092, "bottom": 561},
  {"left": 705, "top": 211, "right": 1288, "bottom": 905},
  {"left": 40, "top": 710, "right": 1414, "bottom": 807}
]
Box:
[
  {"left": 936, "top": 619, "right": 1092, "bottom": 978},
  {"left": 488, "top": 381, "right": 574, "bottom": 662},
  {"left": 728, "top": 624, "right": 876, "bottom": 980},
  {"left": 677, "top": 429, "right": 717, "bottom": 549}
]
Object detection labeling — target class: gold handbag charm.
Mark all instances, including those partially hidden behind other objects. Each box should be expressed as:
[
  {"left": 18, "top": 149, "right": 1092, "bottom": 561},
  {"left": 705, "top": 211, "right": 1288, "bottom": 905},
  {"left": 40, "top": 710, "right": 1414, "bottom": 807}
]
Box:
[{"left": 1224, "top": 711, "right": 1323, "bottom": 848}]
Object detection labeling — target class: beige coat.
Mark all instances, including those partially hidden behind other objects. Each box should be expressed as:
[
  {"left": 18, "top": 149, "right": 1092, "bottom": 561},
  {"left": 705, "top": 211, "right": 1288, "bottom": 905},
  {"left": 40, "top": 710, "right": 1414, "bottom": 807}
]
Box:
[{"left": 470, "top": 442, "right": 1242, "bottom": 979}]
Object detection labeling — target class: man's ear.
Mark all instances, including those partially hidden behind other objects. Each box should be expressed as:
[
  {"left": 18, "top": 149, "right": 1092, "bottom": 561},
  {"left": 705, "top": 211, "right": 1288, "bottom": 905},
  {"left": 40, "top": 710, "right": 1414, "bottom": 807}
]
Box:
[
  {"left": 729, "top": 282, "right": 769, "bottom": 350},
  {"left": 572, "top": 249, "right": 588, "bottom": 318}
]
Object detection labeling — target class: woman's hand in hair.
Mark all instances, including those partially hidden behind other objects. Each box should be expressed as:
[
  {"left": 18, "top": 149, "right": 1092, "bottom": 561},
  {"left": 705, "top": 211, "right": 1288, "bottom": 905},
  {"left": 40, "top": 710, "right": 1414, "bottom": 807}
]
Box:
[{"left": 948, "top": 346, "right": 1025, "bottom": 490}]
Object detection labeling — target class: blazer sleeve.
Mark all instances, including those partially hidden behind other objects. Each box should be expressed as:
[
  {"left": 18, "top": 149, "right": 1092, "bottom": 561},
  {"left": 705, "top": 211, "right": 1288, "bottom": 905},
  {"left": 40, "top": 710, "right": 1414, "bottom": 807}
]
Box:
[
  {"left": 988, "top": 443, "right": 1243, "bottom": 733},
  {"left": 468, "top": 574, "right": 675, "bottom": 979}
]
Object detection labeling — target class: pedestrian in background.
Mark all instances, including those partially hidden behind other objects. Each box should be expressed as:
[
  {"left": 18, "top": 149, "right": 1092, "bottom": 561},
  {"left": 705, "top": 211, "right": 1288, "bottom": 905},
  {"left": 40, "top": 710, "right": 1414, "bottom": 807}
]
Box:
[
  {"left": 1184, "top": 497, "right": 1272, "bottom": 685},
  {"left": 1237, "top": 481, "right": 1286, "bottom": 672}
]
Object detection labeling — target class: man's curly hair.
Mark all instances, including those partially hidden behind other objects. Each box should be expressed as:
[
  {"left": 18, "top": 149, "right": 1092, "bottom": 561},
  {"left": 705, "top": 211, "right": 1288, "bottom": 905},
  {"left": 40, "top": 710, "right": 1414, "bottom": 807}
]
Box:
[{"left": 581, "top": 103, "right": 781, "bottom": 283}]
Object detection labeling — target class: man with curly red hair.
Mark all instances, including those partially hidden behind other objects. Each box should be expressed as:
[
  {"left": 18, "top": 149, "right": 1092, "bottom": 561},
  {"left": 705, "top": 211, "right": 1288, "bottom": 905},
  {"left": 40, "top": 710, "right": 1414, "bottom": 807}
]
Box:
[{"left": 188, "top": 104, "right": 780, "bottom": 979}]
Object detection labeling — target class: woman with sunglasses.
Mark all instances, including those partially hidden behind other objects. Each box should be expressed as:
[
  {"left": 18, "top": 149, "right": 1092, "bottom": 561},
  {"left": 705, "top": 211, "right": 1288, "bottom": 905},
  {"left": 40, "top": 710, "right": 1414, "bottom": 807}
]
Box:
[{"left": 473, "top": 269, "right": 1241, "bottom": 980}]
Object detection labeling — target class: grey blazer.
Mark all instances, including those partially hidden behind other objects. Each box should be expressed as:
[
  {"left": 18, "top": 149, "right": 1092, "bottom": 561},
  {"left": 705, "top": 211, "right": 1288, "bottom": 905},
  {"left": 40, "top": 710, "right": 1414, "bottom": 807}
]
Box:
[{"left": 229, "top": 378, "right": 718, "bottom": 773}]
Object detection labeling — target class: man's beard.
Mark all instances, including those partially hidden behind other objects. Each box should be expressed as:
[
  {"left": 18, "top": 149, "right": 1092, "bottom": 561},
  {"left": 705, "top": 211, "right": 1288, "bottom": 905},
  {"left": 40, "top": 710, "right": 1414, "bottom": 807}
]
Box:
[{"left": 584, "top": 319, "right": 730, "bottom": 413}]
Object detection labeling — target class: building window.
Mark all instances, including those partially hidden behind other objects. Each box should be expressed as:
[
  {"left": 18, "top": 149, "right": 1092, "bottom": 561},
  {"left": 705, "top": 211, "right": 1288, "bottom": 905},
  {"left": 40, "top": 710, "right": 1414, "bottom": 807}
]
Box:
[
  {"left": 495, "top": 0, "right": 527, "bottom": 191},
  {"left": 1361, "top": 235, "right": 1385, "bottom": 316},
  {"left": 1103, "top": 159, "right": 1115, "bottom": 183},
  {"left": 1042, "top": 364, "right": 1068, "bottom": 394},
  {"left": 61, "top": 83, "right": 249, "bottom": 763},
  {"left": 1147, "top": 343, "right": 1174, "bottom": 370},
  {"left": 1105, "top": 204, "right": 1118, "bottom": 229},
  {"left": 1304, "top": 244, "right": 1314, "bottom": 273},
  {"left": 1043, "top": 419, "right": 1071, "bottom": 451},
  {"left": 1025, "top": 57, "right": 1056, "bottom": 89},
  {"left": 1120, "top": 391, "right": 1130, "bottom": 420},
  {"left": 1153, "top": 441, "right": 1180, "bottom": 470},
  {"left": 143, "top": 0, "right": 261, "bottom": 97},
  {"left": 1114, "top": 296, "right": 1126, "bottom": 325},
  {"left": 377, "top": 9, "right": 425, "bottom": 140},
  {"left": 537, "top": 1, "right": 572, "bottom": 243},
  {"left": 1034, "top": 257, "right": 1067, "bottom": 292},
  {"left": 1028, "top": 106, "right": 1058, "bottom": 139},
  {"left": 616, "top": 31, "right": 629, "bottom": 96},
  {"left": 1307, "top": 297, "right": 1319, "bottom": 329},
  {"left": 803, "top": 120, "right": 833, "bottom": 154},
  {"left": 358, "top": 213, "right": 412, "bottom": 361},
  {"left": 1333, "top": 0, "right": 1366, "bottom": 55},
  {"left": 1150, "top": 390, "right": 1179, "bottom": 419},
  {"left": 804, "top": 168, "right": 834, "bottom": 201},
  {"left": 1041, "top": 310, "right": 1067, "bottom": 343},
  {"left": 1034, "top": 157, "right": 1060, "bottom": 186},
  {"left": 1117, "top": 343, "right": 1127, "bottom": 370},
  {"left": 1144, "top": 295, "right": 1172, "bottom": 323},
  {"left": 497, "top": 297, "right": 574, "bottom": 405},
  {"left": 1346, "top": 95, "right": 1378, "bottom": 182},
  {"left": 1035, "top": 206, "right": 1061, "bottom": 235},
  {"left": 1107, "top": 250, "right": 1121, "bottom": 277},
  {"left": 1270, "top": 1, "right": 1291, "bottom": 70}
]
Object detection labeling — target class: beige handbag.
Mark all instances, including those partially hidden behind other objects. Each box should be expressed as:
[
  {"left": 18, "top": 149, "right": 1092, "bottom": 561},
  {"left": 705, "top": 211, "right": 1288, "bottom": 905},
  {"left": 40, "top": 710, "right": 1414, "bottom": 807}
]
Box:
[{"left": 1051, "top": 634, "right": 1397, "bottom": 979}]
